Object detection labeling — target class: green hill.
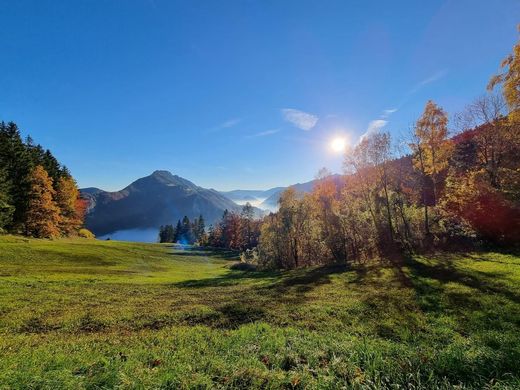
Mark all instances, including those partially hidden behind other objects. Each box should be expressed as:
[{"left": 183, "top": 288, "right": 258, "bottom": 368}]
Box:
[{"left": 1, "top": 236, "right": 519, "bottom": 388}]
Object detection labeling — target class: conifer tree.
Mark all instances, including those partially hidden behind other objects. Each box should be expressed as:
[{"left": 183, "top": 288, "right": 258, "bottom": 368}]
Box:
[{"left": 0, "top": 167, "right": 14, "bottom": 231}]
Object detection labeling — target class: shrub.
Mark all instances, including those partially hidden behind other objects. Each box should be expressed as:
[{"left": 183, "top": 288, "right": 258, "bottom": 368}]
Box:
[{"left": 78, "top": 228, "right": 95, "bottom": 239}]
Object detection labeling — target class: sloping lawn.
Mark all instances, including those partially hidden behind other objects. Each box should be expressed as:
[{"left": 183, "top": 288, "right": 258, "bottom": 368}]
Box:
[{"left": 0, "top": 235, "right": 519, "bottom": 388}]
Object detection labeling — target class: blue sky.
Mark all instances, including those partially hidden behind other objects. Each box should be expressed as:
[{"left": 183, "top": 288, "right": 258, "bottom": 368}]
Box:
[{"left": 1, "top": 0, "right": 518, "bottom": 191}]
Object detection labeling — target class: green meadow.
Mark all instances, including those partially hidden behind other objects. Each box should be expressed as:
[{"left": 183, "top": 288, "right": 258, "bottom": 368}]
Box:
[{"left": 0, "top": 235, "right": 519, "bottom": 389}]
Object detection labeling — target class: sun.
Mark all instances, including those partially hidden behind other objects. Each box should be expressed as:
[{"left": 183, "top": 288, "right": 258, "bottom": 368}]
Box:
[{"left": 330, "top": 137, "right": 347, "bottom": 153}]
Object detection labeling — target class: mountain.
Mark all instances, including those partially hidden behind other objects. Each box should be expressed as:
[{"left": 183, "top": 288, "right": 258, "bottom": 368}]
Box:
[
  {"left": 259, "top": 174, "right": 343, "bottom": 210},
  {"left": 219, "top": 175, "right": 344, "bottom": 212},
  {"left": 219, "top": 187, "right": 284, "bottom": 208},
  {"left": 81, "top": 170, "right": 245, "bottom": 236}
]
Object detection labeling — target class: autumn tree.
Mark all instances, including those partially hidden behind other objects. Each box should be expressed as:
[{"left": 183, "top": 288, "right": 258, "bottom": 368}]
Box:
[
  {"left": 240, "top": 203, "right": 255, "bottom": 249},
  {"left": 489, "top": 25, "right": 520, "bottom": 123},
  {"left": 312, "top": 170, "right": 347, "bottom": 262},
  {"left": 25, "top": 165, "right": 61, "bottom": 238},
  {"left": 409, "top": 100, "right": 452, "bottom": 236},
  {"left": 55, "top": 175, "right": 84, "bottom": 235}
]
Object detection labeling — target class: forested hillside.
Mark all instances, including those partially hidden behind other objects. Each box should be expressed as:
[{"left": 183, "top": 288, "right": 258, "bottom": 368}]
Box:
[
  {"left": 0, "top": 122, "right": 87, "bottom": 238},
  {"left": 204, "top": 34, "right": 520, "bottom": 269}
]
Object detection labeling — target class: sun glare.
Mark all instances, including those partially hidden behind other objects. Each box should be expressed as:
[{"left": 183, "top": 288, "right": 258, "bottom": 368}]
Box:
[{"left": 330, "top": 137, "right": 347, "bottom": 153}]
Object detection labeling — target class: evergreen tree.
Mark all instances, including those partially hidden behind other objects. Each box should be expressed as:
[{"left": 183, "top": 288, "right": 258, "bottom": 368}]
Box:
[
  {"left": 0, "top": 167, "right": 14, "bottom": 231},
  {"left": 25, "top": 165, "right": 61, "bottom": 238},
  {"left": 174, "top": 219, "right": 182, "bottom": 242},
  {"left": 179, "top": 216, "right": 193, "bottom": 244},
  {"left": 158, "top": 224, "right": 176, "bottom": 243},
  {"left": 191, "top": 214, "right": 206, "bottom": 244},
  {"left": 0, "top": 122, "right": 32, "bottom": 230}
]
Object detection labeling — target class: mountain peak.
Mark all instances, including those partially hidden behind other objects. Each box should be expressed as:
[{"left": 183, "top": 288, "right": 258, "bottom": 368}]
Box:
[{"left": 151, "top": 170, "right": 174, "bottom": 178}]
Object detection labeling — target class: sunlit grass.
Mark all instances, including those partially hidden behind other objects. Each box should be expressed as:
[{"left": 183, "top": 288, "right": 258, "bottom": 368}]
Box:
[{"left": 0, "top": 235, "right": 519, "bottom": 388}]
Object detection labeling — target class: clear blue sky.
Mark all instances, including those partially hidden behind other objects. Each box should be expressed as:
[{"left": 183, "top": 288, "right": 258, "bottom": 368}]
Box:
[{"left": 1, "top": 0, "right": 518, "bottom": 191}]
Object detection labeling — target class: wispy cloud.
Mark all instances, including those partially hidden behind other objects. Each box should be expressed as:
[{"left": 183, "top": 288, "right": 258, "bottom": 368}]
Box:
[
  {"left": 245, "top": 129, "right": 280, "bottom": 139},
  {"left": 358, "top": 119, "right": 388, "bottom": 143},
  {"left": 382, "top": 108, "right": 398, "bottom": 118},
  {"left": 367, "top": 119, "right": 388, "bottom": 133},
  {"left": 409, "top": 69, "right": 448, "bottom": 94},
  {"left": 281, "top": 108, "right": 319, "bottom": 131},
  {"left": 208, "top": 117, "right": 241, "bottom": 133}
]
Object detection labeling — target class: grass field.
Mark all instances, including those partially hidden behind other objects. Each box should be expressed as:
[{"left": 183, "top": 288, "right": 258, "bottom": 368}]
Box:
[{"left": 0, "top": 235, "right": 519, "bottom": 389}]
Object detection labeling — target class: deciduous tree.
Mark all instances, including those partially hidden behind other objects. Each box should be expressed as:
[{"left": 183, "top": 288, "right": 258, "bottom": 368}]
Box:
[{"left": 25, "top": 165, "right": 61, "bottom": 238}]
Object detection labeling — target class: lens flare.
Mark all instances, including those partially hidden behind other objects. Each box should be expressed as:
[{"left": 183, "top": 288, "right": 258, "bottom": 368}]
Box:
[{"left": 330, "top": 137, "right": 347, "bottom": 153}]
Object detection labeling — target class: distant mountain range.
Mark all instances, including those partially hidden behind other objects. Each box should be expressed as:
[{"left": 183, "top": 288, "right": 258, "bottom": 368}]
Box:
[
  {"left": 81, "top": 170, "right": 343, "bottom": 237},
  {"left": 219, "top": 174, "right": 343, "bottom": 211},
  {"left": 81, "top": 170, "right": 246, "bottom": 236}
]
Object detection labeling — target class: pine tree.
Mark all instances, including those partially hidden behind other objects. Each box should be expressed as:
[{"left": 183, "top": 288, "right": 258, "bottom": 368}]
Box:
[
  {"left": 0, "top": 167, "right": 14, "bottom": 231},
  {"left": 25, "top": 165, "right": 61, "bottom": 238},
  {"left": 172, "top": 220, "right": 180, "bottom": 242},
  {"left": 179, "top": 216, "right": 193, "bottom": 244},
  {"left": 0, "top": 122, "right": 32, "bottom": 230}
]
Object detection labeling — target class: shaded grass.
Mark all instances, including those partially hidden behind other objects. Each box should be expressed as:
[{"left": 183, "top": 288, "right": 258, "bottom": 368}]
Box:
[{"left": 0, "top": 235, "right": 519, "bottom": 388}]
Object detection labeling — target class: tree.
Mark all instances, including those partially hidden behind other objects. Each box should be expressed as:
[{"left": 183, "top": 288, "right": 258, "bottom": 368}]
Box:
[
  {"left": 0, "top": 122, "right": 32, "bottom": 230},
  {"left": 312, "top": 172, "right": 347, "bottom": 262},
  {"left": 192, "top": 214, "right": 207, "bottom": 245},
  {"left": 158, "top": 224, "right": 176, "bottom": 243},
  {"left": 240, "top": 203, "right": 255, "bottom": 249},
  {"left": 174, "top": 220, "right": 182, "bottom": 242},
  {"left": 25, "top": 165, "right": 61, "bottom": 238},
  {"left": 55, "top": 176, "right": 84, "bottom": 235},
  {"left": 0, "top": 167, "right": 14, "bottom": 231},
  {"left": 488, "top": 25, "right": 520, "bottom": 123},
  {"left": 409, "top": 100, "right": 452, "bottom": 236},
  {"left": 178, "top": 216, "right": 193, "bottom": 244}
]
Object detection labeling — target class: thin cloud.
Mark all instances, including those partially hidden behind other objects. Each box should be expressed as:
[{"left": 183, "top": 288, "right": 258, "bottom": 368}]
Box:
[
  {"left": 208, "top": 118, "right": 241, "bottom": 133},
  {"left": 358, "top": 119, "right": 388, "bottom": 143},
  {"left": 281, "top": 108, "right": 319, "bottom": 131},
  {"left": 367, "top": 119, "right": 388, "bottom": 133},
  {"left": 382, "top": 108, "right": 398, "bottom": 118},
  {"left": 245, "top": 129, "right": 280, "bottom": 139},
  {"left": 409, "top": 69, "right": 448, "bottom": 94}
]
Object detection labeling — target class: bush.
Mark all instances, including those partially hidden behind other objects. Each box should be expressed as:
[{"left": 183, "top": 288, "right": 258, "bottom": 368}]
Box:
[
  {"left": 78, "top": 228, "right": 95, "bottom": 239},
  {"left": 240, "top": 247, "right": 259, "bottom": 264}
]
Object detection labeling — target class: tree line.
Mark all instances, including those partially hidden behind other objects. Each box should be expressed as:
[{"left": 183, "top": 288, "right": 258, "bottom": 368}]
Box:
[
  {"left": 0, "top": 122, "right": 87, "bottom": 238},
  {"left": 158, "top": 215, "right": 206, "bottom": 244},
  {"left": 159, "top": 203, "right": 261, "bottom": 252}
]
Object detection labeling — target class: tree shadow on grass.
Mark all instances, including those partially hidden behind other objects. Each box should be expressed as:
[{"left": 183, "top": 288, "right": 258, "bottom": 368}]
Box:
[
  {"left": 168, "top": 245, "right": 240, "bottom": 261},
  {"left": 387, "top": 252, "right": 520, "bottom": 339},
  {"left": 405, "top": 253, "right": 520, "bottom": 305},
  {"left": 172, "top": 264, "right": 352, "bottom": 328}
]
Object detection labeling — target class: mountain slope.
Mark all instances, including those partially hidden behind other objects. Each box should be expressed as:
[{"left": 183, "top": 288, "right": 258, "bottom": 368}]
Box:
[
  {"left": 81, "top": 170, "right": 243, "bottom": 236},
  {"left": 259, "top": 174, "right": 343, "bottom": 210},
  {"left": 219, "top": 188, "right": 284, "bottom": 207}
]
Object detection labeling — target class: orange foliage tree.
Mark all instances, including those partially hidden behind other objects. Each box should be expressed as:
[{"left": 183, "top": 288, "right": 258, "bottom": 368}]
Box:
[
  {"left": 25, "top": 165, "right": 61, "bottom": 238},
  {"left": 55, "top": 175, "right": 85, "bottom": 235}
]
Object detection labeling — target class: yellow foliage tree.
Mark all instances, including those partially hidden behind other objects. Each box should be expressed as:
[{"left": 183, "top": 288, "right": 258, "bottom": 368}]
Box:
[
  {"left": 25, "top": 165, "right": 61, "bottom": 238},
  {"left": 489, "top": 25, "right": 520, "bottom": 123},
  {"left": 410, "top": 100, "right": 453, "bottom": 236},
  {"left": 55, "top": 175, "right": 83, "bottom": 236}
]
